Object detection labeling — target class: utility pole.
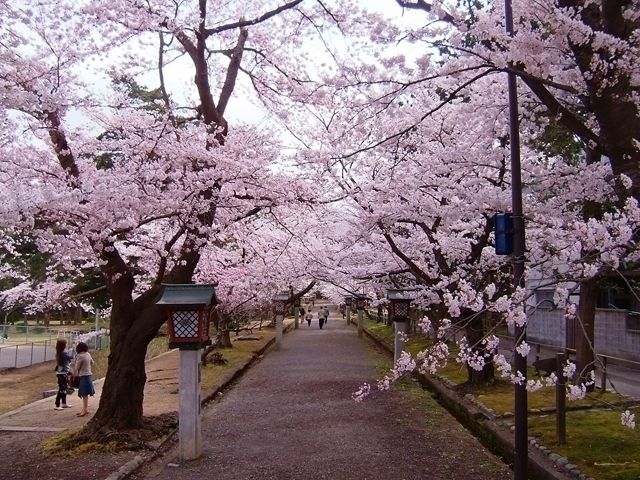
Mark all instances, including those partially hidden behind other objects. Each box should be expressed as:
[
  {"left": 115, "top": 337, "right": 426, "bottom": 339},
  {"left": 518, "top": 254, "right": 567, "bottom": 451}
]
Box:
[{"left": 504, "top": 0, "right": 528, "bottom": 478}]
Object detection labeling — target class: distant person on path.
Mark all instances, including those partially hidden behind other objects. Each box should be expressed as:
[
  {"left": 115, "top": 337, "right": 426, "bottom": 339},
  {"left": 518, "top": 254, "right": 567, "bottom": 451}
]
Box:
[
  {"left": 54, "top": 339, "right": 74, "bottom": 411},
  {"left": 305, "top": 310, "right": 313, "bottom": 326},
  {"left": 323, "top": 306, "right": 329, "bottom": 324},
  {"left": 318, "top": 310, "right": 325, "bottom": 329},
  {"left": 74, "top": 341, "right": 95, "bottom": 417}
]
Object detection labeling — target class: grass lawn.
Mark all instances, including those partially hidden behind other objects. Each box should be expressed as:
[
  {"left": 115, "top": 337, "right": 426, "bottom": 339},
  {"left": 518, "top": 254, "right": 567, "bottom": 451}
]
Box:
[
  {"left": 475, "top": 381, "right": 624, "bottom": 414},
  {"left": 362, "top": 319, "right": 640, "bottom": 480},
  {"left": 201, "top": 330, "right": 275, "bottom": 392},
  {"left": 529, "top": 407, "right": 640, "bottom": 480}
]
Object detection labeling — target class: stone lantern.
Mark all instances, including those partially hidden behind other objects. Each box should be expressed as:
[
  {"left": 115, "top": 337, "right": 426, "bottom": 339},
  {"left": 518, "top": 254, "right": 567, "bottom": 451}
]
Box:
[
  {"left": 344, "top": 296, "right": 354, "bottom": 325},
  {"left": 156, "top": 283, "right": 217, "bottom": 349},
  {"left": 355, "top": 295, "right": 367, "bottom": 337},
  {"left": 155, "top": 283, "right": 217, "bottom": 461},
  {"left": 273, "top": 292, "right": 289, "bottom": 348},
  {"left": 387, "top": 289, "right": 414, "bottom": 363}
]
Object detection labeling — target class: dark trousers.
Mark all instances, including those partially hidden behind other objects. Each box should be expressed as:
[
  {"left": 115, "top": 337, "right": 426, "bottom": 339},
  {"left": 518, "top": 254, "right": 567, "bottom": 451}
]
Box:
[
  {"left": 55, "top": 374, "right": 68, "bottom": 407},
  {"left": 319, "top": 318, "right": 325, "bottom": 329}
]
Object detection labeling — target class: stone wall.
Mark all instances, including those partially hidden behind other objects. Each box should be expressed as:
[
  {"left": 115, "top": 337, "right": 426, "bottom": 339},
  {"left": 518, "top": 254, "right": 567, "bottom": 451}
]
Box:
[{"left": 527, "top": 308, "right": 640, "bottom": 362}]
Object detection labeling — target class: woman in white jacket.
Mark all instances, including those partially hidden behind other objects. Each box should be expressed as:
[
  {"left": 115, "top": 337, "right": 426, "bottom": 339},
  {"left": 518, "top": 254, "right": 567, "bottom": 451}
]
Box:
[{"left": 73, "top": 341, "right": 94, "bottom": 417}]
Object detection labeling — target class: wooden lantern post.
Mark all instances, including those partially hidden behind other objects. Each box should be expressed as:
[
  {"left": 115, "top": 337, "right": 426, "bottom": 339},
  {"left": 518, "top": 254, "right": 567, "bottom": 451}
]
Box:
[
  {"left": 273, "top": 292, "right": 289, "bottom": 349},
  {"left": 387, "top": 289, "right": 413, "bottom": 364},
  {"left": 345, "top": 296, "right": 353, "bottom": 325},
  {"left": 355, "top": 295, "right": 367, "bottom": 337},
  {"left": 156, "top": 283, "right": 217, "bottom": 462}
]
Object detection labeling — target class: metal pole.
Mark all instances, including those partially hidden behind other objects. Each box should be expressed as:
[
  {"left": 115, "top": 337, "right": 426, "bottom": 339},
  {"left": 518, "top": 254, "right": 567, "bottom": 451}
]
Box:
[
  {"left": 178, "top": 349, "right": 202, "bottom": 461},
  {"left": 504, "top": 0, "right": 528, "bottom": 477},
  {"left": 275, "top": 313, "right": 284, "bottom": 349},
  {"left": 556, "top": 352, "right": 566, "bottom": 445},
  {"left": 393, "top": 322, "right": 406, "bottom": 364}
]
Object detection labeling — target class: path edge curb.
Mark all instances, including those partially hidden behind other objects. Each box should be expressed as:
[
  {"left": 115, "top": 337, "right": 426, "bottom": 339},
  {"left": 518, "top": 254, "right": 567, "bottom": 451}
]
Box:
[
  {"left": 104, "top": 320, "right": 295, "bottom": 480},
  {"left": 361, "top": 326, "right": 574, "bottom": 480}
]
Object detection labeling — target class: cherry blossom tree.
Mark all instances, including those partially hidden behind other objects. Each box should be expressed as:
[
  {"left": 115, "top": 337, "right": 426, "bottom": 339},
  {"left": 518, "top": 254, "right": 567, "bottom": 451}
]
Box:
[
  {"left": 0, "top": 0, "right": 358, "bottom": 438},
  {"left": 389, "top": 0, "right": 640, "bottom": 384},
  {"left": 269, "top": 0, "right": 640, "bottom": 417},
  {"left": 1, "top": 0, "right": 638, "bottom": 440}
]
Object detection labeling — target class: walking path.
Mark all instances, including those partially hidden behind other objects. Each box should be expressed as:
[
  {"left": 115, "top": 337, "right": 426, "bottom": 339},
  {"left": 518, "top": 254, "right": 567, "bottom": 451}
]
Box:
[{"left": 141, "top": 303, "right": 510, "bottom": 480}]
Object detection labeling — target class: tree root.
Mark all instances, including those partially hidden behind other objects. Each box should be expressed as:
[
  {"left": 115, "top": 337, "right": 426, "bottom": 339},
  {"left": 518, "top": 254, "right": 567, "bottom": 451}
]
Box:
[{"left": 44, "top": 412, "right": 178, "bottom": 455}]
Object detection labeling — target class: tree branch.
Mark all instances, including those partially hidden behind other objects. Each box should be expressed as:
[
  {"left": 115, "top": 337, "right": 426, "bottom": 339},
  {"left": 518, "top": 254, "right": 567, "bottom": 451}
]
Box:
[
  {"left": 380, "top": 225, "right": 431, "bottom": 284},
  {"left": 217, "top": 26, "right": 248, "bottom": 117},
  {"left": 519, "top": 75, "right": 600, "bottom": 153},
  {"left": 203, "top": 1, "right": 304, "bottom": 36},
  {"left": 394, "top": 0, "right": 456, "bottom": 24},
  {"left": 42, "top": 110, "right": 80, "bottom": 183}
]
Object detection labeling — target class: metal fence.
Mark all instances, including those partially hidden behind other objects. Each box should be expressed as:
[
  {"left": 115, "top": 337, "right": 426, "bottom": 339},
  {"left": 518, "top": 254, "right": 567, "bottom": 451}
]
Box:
[{"left": 0, "top": 325, "right": 109, "bottom": 370}]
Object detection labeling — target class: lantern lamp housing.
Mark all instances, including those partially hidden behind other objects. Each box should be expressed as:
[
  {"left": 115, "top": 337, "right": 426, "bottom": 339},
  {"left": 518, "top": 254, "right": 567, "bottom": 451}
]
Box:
[
  {"left": 355, "top": 295, "right": 367, "bottom": 310},
  {"left": 387, "top": 289, "right": 413, "bottom": 322},
  {"left": 156, "top": 284, "right": 217, "bottom": 350},
  {"left": 273, "top": 292, "right": 289, "bottom": 316}
]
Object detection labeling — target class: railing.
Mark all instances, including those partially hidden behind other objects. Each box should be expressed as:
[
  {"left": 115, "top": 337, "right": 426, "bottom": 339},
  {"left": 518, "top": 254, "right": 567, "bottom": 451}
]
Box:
[
  {"left": 0, "top": 325, "right": 109, "bottom": 370},
  {"left": 526, "top": 340, "right": 640, "bottom": 393}
]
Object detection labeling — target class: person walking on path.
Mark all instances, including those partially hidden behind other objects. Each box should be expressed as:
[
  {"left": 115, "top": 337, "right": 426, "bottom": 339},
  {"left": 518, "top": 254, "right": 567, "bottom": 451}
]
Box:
[
  {"left": 323, "top": 306, "right": 329, "bottom": 325},
  {"left": 305, "top": 309, "right": 313, "bottom": 327},
  {"left": 53, "top": 339, "right": 74, "bottom": 411},
  {"left": 73, "top": 341, "right": 95, "bottom": 417},
  {"left": 318, "top": 310, "right": 325, "bottom": 329}
]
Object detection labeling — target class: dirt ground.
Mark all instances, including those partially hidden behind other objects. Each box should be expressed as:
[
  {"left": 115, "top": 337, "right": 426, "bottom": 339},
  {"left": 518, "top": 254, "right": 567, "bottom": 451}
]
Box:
[
  {"left": 0, "top": 361, "right": 59, "bottom": 415},
  {"left": 0, "top": 315, "right": 512, "bottom": 480},
  {"left": 0, "top": 331, "right": 274, "bottom": 480},
  {"left": 0, "top": 356, "right": 177, "bottom": 480}
]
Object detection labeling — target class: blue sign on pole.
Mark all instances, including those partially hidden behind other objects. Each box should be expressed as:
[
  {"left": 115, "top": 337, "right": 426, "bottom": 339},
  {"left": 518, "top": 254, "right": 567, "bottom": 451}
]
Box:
[{"left": 494, "top": 213, "right": 514, "bottom": 255}]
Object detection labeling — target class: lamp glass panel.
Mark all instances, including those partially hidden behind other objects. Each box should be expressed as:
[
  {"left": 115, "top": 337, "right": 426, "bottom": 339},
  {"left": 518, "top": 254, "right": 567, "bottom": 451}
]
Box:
[
  {"left": 274, "top": 301, "right": 286, "bottom": 315},
  {"left": 172, "top": 310, "right": 199, "bottom": 338},
  {"left": 395, "top": 302, "right": 410, "bottom": 319}
]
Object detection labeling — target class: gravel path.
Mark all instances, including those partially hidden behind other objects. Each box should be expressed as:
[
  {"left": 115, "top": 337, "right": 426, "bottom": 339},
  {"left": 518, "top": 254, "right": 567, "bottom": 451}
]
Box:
[{"left": 145, "top": 304, "right": 511, "bottom": 480}]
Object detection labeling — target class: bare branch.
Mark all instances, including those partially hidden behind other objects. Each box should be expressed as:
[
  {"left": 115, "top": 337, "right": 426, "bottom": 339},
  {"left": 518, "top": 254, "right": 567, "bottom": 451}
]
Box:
[
  {"left": 395, "top": 0, "right": 456, "bottom": 24},
  {"left": 217, "top": 26, "right": 248, "bottom": 117},
  {"left": 67, "top": 284, "right": 108, "bottom": 299},
  {"left": 203, "top": 1, "right": 304, "bottom": 37}
]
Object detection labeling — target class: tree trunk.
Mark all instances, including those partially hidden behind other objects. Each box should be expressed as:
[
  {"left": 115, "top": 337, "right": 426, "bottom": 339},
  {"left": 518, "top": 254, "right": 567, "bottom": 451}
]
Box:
[
  {"left": 73, "top": 306, "right": 82, "bottom": 325},
  {"left": 428, "top": 303, "right": 448, "bottom": 340},
  {"left": 464, "top": 312, "right": 494, "bottom": 385},
  {"left": 85, "top": 287, "right": 163, "bottom": 432},
  {"left": 575, "top": 277, "right": 597, "bottom": 391},
  {"left": 217, "top": 313, "right": 232, "bottom": 348}
]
